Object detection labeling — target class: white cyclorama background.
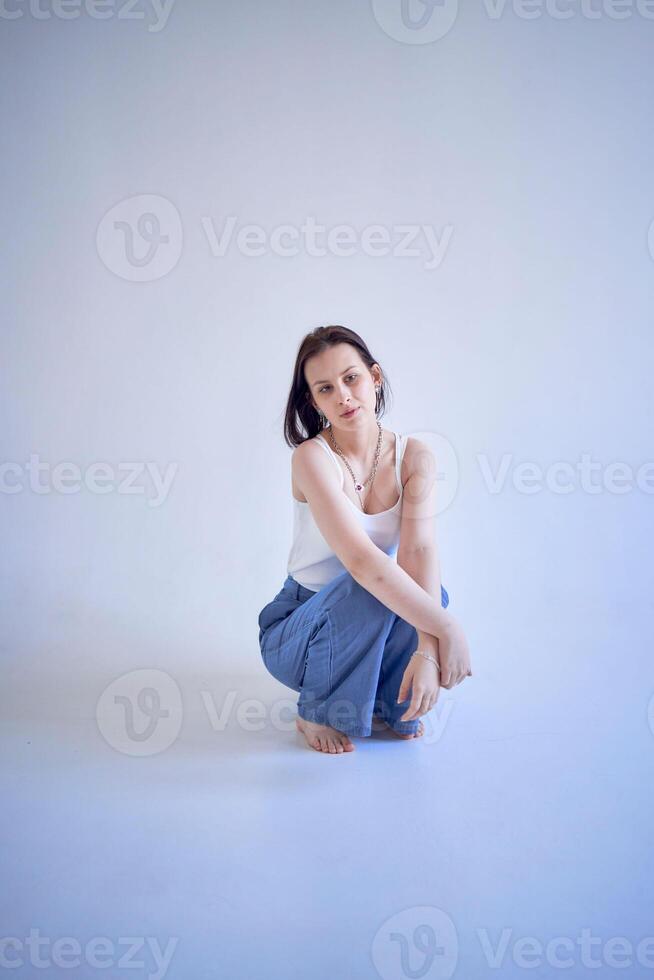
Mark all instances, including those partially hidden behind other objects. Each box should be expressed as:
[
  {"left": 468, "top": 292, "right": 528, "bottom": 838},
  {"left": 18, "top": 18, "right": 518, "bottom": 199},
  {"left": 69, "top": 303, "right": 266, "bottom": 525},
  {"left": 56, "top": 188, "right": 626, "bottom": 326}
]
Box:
[{"left": 2, "top": 2, "right": 653, "bottom": 979}]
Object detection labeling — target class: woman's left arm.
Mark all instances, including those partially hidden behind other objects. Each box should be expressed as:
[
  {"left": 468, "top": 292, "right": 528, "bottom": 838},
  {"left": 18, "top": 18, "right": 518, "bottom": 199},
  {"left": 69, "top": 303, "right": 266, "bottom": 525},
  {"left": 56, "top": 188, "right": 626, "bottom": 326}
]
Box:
[
  {"left": 396, "top": 545, "right": 442, "bottom": 655},
  {"left": 396, "top": 437, "right": 471, "bottom": 700},
  {"left": 396, "top": 436, "right": 444, "bottom": 652},
  {"left": 398, "top": 545, "right": 472, "bottom": 696},
  {"left": 395, "top": 547, "right": 444, "bottom": 721}
]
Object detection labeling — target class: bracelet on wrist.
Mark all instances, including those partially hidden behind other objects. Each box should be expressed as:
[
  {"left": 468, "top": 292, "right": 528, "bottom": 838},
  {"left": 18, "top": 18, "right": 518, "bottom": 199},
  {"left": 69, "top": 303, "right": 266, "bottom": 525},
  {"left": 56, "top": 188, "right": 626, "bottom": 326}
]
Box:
[{"left": 412, "top": 649, "right": 440, "bottom": 670}]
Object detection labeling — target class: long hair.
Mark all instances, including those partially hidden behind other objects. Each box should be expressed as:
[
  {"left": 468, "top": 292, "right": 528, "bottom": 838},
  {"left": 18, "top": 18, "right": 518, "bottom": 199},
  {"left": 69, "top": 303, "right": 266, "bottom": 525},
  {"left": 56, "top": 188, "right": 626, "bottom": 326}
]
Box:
[{"left": 282, "top": 325, "right": 392, "bottom": 448}]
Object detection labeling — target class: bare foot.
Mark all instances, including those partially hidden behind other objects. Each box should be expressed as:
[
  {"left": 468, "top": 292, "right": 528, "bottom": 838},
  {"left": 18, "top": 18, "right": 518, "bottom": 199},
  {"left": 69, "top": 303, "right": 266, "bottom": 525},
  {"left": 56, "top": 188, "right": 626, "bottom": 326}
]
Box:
[
  {"left": 376, "top": 717, "right": 425, "bottom": 739},
  {"left": 295, "top": 717, "right": 355, "bottom": 753}
]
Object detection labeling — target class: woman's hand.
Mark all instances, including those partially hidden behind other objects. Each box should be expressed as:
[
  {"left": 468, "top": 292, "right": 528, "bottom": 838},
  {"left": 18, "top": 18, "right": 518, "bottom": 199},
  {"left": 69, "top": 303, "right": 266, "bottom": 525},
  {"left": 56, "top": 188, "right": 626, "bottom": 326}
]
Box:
[
  {"left": 397, "top": 636, "right": 442, "bottom": 722},
  {"left": 397, "top": 618, "right": 473, "bottom": 721},
  {"left": 437, "top": 615, "right": 472, "bottom": 689}
]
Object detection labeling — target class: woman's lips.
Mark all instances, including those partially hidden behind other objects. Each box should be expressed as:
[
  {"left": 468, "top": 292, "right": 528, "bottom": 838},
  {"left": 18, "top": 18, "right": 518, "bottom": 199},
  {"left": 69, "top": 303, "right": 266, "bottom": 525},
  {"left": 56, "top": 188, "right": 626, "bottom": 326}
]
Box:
[{"left": 341, "top": 407, "right": 359, "bottom": 418}]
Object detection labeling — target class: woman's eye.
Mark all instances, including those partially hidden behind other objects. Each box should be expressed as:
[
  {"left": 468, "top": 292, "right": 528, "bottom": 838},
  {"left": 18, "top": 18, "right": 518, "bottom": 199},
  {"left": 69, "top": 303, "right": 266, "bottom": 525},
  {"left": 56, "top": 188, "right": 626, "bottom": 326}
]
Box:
[{"left": 319, "top": 374, "right": 358, "bottom": 393}]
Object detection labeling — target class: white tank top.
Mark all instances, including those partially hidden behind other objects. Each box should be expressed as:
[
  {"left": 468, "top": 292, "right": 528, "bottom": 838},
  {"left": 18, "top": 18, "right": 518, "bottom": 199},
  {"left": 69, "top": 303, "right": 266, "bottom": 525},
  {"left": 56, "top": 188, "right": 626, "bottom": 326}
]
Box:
[{"left": 286, "top": 432, "right": 408, "bottom": 592}]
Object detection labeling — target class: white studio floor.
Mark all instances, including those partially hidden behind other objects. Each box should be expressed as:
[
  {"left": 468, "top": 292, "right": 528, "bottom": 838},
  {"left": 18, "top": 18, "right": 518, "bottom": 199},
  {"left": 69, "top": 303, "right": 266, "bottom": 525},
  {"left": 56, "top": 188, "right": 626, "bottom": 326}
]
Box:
[{"left": 2, "top": 655, "right": 653, "bottom": 980}]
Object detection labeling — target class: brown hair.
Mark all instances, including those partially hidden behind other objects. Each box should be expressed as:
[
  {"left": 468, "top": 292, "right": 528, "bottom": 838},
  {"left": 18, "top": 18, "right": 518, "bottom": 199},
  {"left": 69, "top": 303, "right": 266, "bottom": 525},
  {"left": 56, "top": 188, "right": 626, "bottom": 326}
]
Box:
[{"left": 283, "top": 325, "right": 392, "bottom": 448}]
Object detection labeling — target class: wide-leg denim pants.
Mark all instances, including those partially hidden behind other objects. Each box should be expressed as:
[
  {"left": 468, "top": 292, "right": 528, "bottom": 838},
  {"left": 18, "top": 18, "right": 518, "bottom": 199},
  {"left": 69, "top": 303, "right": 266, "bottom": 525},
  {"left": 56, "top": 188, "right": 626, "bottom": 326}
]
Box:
[{"left": 257, "top": 570, "right": 450, "bottom": 738}]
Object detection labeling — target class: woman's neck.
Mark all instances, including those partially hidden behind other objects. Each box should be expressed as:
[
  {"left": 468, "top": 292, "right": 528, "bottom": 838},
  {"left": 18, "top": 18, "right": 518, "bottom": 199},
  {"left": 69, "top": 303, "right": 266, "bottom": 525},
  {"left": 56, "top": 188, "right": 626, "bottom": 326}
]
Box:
[{"left": 325, "top": 419, "right": 388, "bottom": 468}]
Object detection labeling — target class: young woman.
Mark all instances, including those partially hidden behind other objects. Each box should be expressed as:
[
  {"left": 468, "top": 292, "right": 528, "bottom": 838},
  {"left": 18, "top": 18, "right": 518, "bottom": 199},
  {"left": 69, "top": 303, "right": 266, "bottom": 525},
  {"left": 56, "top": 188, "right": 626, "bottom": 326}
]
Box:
[{"left": 257, "top": 325, "right": 472, "bottom": 754}]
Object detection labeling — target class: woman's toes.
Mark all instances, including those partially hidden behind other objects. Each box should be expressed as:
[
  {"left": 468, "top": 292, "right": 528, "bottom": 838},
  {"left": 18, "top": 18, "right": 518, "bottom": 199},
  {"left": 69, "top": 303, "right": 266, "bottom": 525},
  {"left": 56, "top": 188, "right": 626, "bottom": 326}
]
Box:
[{"left": 296, "top": 719, "right": 355, "bottom": 753}]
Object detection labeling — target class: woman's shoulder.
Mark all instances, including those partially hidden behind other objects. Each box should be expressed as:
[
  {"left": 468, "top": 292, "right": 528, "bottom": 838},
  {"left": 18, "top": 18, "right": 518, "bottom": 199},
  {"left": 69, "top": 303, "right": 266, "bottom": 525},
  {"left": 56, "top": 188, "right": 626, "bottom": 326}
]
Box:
[
  {"left": 291, "top": 434, "right": 334, "bottom": 479},
  {"left": 292, "top": 434, "right": 327, "bottom": 459}
]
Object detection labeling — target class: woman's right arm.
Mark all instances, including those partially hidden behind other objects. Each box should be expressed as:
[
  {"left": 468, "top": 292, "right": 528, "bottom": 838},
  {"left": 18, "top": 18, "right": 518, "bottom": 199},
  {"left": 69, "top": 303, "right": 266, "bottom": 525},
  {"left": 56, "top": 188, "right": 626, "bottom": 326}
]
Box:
[
  {"left": 349, "top": 549, "right": 454, "bottom": 639},
  {"left": 293, "top": 442, "right": 454, "bottom": 639}
]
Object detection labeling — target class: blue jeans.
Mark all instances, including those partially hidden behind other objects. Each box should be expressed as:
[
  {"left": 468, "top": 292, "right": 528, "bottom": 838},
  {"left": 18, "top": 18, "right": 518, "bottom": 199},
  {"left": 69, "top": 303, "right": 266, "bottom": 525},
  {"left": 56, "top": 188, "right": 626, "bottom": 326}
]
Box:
[{"left": 257, "top": 570, "right": 450, "bottom": 738}]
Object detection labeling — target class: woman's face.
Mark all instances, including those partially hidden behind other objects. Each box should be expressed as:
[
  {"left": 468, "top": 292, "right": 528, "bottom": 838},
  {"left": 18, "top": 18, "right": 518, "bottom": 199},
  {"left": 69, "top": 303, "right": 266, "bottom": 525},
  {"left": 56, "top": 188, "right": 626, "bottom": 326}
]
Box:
[{"left": 305, "top": 344, "right": 380, "bottom": 426}]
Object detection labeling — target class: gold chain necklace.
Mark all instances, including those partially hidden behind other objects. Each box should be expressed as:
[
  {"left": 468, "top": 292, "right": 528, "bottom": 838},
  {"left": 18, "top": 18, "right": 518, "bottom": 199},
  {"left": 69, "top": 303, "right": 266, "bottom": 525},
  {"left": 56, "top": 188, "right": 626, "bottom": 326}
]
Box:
[{"left": 327, "top": 419, "right": 383, "bottom": 508}]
